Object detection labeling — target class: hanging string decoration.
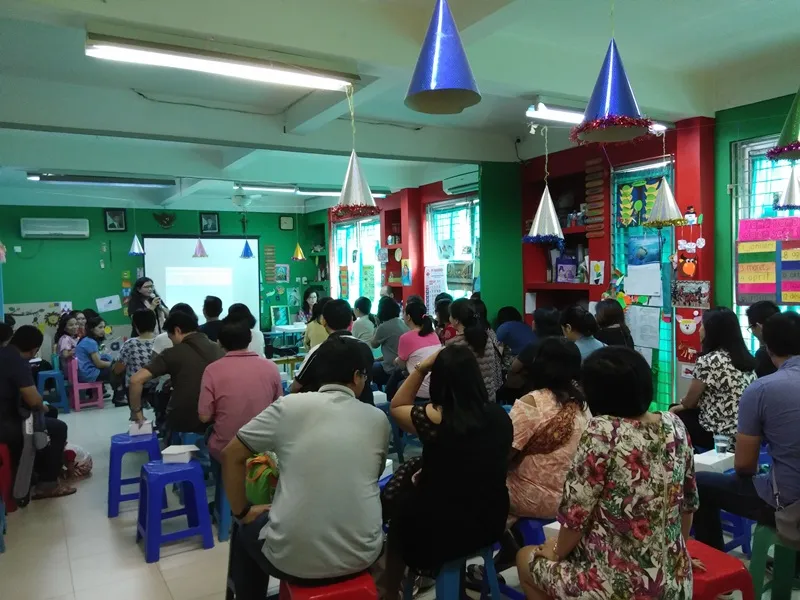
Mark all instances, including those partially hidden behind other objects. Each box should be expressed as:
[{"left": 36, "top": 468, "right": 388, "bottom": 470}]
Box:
[
  {"left": 405, "top": 0, "right": 480, "bottom": 114},
  {"left": 240, "top": 240, "right": 255, "bottom": 259},
  {"left": 572, "top": 39, "right": 652, "bottom": 144},
  {"left": 292, "top": 242, "right": 306, "bottom": 261},
  {"left": 192, "top": 239, "right": 208, "bottom": 258},
  {"left": 523, "top": 127, "right": 565, "bottom": 249},
  {"left": 775, "top": 164, "right": 800, "bottom": 211},
  {"left": 643, "top": 177, "right": 686, "bottom": 228},
  {"left": 767, "top": 84, "right": 800, "bottom": 161},
  {"left": 329, "top": 86, "right": 382, "bottom": 223}
]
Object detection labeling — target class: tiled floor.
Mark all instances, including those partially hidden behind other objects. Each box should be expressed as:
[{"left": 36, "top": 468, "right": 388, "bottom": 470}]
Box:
[{"left": 2, "top": 405, "right": 504, "bottom": 600}]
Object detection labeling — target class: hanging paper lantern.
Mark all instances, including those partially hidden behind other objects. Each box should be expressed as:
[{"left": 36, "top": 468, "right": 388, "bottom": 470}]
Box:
[
  {"left": 572, "top": 39, "right": 652, "bottom": 144},
  {"left": 240, "top": 240, "right": 255, "bottom": 259},
  {"left": 192, "top": 239, "right": 208, "bottom": 258},
  {"left": 767, "top": 84, "right": 800, "bottom": 161},
  {"left": 644, "top": 178, "right": 686, "bottom": 228},
  {"left": 128, "top": 235, "right": 145, "bottom": 256},
  {"left": 775, "top": 165, "right": 800, "bottom": 211},
  {"left": 329, "top": 150, "right": 382, "bottom": 223},
  {"left": 523, "top": 185, "right": 565, "bottom": 249},
  {"left": 405, "top": 0, "right": 481, "bottom": 114},
  {"left": 292, "top": 242, "right": 306, "bottom": 261}
]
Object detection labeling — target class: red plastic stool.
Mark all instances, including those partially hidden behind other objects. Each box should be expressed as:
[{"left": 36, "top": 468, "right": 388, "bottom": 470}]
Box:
[
  {"left": 278, "top": 572, "right": 377, "bottom": 600},
  {"left": 0, "top": 444, "right": 17, "bottom": 513},
  {"left": 687, "top": 539, "right": 754, "bottom": 600}
]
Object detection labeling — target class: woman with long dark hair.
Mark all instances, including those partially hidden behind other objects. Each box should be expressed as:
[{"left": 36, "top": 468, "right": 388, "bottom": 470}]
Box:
[
  {"left": 303, "top": 297, "right": 331, "bottom": 351},
  {"left": 560, "top": 305, "right": 605, "bottom": 360},
  {"left": 395, "top": 302, "right": 441, "bottom": 400},
  {"left": 593, "top": 299, "right": 635, "bottom": 348},
  {"left": 53, "top": 311, "right": 80, "bottom": 364},
  {"left": 369, "top": 296, "right": 409, "bottom": 389},
  {"left": 74, "top": 316, "right": 113, "bottom": 384},
  {"left": 468, "top": 337, "right": 590, "bottom": 589},
  {"left": 382, "top": 345, "right": 512, "bottom": 597},
  {"left": 351, "top": 296, "right": 377, "bottom": 342},
  {"left": 227, "top": 303, "right": 265, "bottom": 357},
  {"left": 447, "top": 298, "right": 503, "bottom": 399},
  {"left": 670, "top": 307, "right": 757, "bottom": 449},
  {"left": 128, "top": 277, "right": 168, "bottom": 335},
  {"left": 295, "top": 288, "right": 318, "bottom": 323}
]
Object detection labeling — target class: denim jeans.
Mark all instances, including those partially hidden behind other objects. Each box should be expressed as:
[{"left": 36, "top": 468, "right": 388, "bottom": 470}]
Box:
[{"left": 694, "top": 471, "right": 775, "bottom": 550}]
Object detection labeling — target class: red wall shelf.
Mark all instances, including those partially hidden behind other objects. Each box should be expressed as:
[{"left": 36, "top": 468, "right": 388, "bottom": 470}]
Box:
[
  {"left": 526, "top": 282, "right": 592, "bottom": 291},
  {"left": 562, "top": 226, "right": 587, "bottom": 235}
]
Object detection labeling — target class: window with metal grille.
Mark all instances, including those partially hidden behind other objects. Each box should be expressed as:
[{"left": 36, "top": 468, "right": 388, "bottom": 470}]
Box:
[
  {"left": 611, "top": 162, "right": 675, "bottom": 412},
  {"left": 424, "top": 197, "right": 480, "bottom": 300},
  {"left": 731, "top": 135, "right": 798, "bottom": 350},
  {"left": 331, "top": 217, "right": 381, "bottom": 308}
]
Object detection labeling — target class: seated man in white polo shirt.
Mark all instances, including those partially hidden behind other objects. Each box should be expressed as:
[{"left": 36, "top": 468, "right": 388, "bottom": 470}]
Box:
[{"left": 222, "top": 335, "right": 390, "bottom": 598}]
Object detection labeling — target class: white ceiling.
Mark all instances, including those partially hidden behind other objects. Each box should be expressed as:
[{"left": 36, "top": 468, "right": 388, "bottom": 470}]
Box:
[{"left": 0, "top": 0, "right": 797, "bottom": 212}]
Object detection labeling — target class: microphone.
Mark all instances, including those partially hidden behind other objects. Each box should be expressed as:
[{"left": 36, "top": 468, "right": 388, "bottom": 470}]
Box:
[{"left": 151, "top": 289, "right": 168, "bottom": 311}]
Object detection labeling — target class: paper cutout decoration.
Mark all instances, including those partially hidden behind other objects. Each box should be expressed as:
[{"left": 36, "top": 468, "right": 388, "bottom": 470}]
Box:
[
  {"left": 523, "top": 185, "right": 565, "bottom": 249},
  {"left": 684, "top": 206, "right": 698, "bottom": 225},
  {"left": 240, "top": 240, "right": 255, "bottom": 259},
  {"left": 128, "top": 235, "right": 145, "bottom": 256},
  {"left": 672, "top": 280, "right": 711, "bottom": 309},
  {"left": 192, "top": 239, "right": 208, "bottom": 258},
  {"left": 676, "top": 309, "right": 703, "bottom": 363},
  {"left": 292, "top": 242, "right": 306, "bottom": 261},
  {"left": 696, "top": 237, "right": 706, "bottom": 249},
  {"left": 775, "top": 165, "right": 800, "bottom": 211},
  {"left": 329, "top": 150, "right": 381, "bottom": 223},
  {"left": 572, "top": 39, "right": 652, "bottom": 144},
  {"left": 679, "top": 254, "right": 698, "bottom": 278},
  {"left": 767, "top": 84, "right": 800, "bottom": 161},
  {"left": 405, "top": 0, "right": 480, "bottom": 115},
  {"left": 644, "top": 178, "right": 687, "bottom": 228}
]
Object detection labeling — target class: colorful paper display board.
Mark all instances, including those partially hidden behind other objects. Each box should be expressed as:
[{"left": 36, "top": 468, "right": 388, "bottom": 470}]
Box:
[
  {"left": 739, "top": 217, "right": 800, "bottom": 242},
  {"left": 736, "top": 239, "right": 800, "bottom": 305}
]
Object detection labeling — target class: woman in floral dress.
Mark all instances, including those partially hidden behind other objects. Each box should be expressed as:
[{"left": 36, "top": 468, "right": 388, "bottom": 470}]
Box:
[{"left": 517, "top": 346, "right": 699, "bottom": 600}]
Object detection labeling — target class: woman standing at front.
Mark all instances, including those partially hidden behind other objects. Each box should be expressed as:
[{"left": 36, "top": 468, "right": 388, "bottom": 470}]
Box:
[
  {"left": 670, "top": 307, "right": 756, "bottom": 450},
  {"left": 128, "top": 277, "right": 168, "bottom": 335},
  {"left": 517, "top": 346, "right": 698, "bottom": 600}
]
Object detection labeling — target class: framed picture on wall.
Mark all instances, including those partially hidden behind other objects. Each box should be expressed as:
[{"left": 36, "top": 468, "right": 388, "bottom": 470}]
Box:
[
  {"left": 199, "top": 212, "right": 220, "bottom": 235},
  {"left": 275, "top": 264, "right": 290, "bottom": 283},
  {"left": 104, "top": 209, "right": 127, "bottom": 232}
]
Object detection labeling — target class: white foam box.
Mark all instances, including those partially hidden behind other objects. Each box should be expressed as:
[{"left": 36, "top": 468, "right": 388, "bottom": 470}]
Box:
[
  {"left": 162, "top": 444, "right": 199, "bottom": 464},
  {"left": 694, "top": 450, "right": 735, "bottom": 474},
  {"left": 128, "top": 421, "right": 154, "bottom": 436},
  {"left": 381, "top": 458, "right": 393, "bottom": 479},
  {"left": 544, "top": 521, "right": 561, "bottom": 540},
  {"left": 373, "top": 391, "right": 388, "bottom": 405}
]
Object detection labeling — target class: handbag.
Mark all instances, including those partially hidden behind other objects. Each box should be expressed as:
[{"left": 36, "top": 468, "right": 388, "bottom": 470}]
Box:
[{"left": 772, "top": 467, "right": 800, "bottom": 549}]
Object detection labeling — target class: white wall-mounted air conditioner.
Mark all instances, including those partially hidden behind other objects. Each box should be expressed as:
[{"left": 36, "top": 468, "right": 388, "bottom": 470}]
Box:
[
  {"left": 20, "top": 218, "right": 91, "bottom": 239},
  {"left": 442, "top": 170, "right": 479, "bottom": 195}
]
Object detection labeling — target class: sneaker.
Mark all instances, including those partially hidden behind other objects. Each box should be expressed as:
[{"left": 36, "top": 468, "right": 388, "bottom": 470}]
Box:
[{"left": 464, "top": 564, "right": 505, "bottom": 592}]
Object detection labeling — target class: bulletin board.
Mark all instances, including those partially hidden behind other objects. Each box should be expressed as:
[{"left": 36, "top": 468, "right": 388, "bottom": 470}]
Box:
[{"left": 736, "top": 217, "right": 800, "bottom": 305}]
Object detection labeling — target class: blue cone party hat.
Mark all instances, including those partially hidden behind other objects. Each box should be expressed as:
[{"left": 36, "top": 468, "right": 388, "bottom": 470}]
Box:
[
  {"left": 240, "top": 240, "right": 254, "bottom": 259},
  {"left": 405, "top": 0, "right": 480, "bottom": 114},
  {"left": 572, "top": 39, "right": 652, "bottom": 144}
]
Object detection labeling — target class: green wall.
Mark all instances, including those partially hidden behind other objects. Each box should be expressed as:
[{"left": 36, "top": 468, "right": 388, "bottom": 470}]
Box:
[
  {"left": 714, "top": 94, "right": 795, "bottom": 307},
  {"left": 0, "top": 205, "right": 328, "bottom": 326},
  {"left": 479, "top": 162, "right": 523, "bottom": 314}
]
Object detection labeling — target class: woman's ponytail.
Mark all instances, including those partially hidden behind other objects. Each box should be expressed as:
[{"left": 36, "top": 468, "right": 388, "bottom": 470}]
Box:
[
  {"left": 405, "top": 302, "right": 435, "bottom": 337},
  {"left": 560, "top": 305, "right": 599, "bottom": 337},
  {"left": 450, "top": 298, "right": 488, "bottom": 355}
]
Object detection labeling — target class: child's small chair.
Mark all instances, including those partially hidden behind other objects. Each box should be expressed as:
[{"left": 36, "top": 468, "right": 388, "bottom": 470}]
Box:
[
  {"left": 65, "top": 358, "right": 105, "bottom": 412},
  {"left": 403, "top": 546, "right": 501, "bottom": 600},
  {"left": 36, "top": 366, "right": 69, "bottom": 414},
  {"left": 749, "top": 523, "right": 800, "bottom": 600},
  {"left": 107, "top": 432, "right": 162, "bottom": 518}
]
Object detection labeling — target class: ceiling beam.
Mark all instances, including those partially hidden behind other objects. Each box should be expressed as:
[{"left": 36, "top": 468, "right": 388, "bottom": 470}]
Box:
[
  {"left": 220, "top": 148, "right": 265, "bottom": 171},
  {"left": 161, "top": 178, "right": 218, "bottom": 206}
]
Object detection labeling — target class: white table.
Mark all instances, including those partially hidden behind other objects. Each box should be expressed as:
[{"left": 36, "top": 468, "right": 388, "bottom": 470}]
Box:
[
  {"left": 694, "top": 450, "right": 735, "bottom": 473},
  {"left": 274, "top": 323, "right": 306, "bottom": 334}
]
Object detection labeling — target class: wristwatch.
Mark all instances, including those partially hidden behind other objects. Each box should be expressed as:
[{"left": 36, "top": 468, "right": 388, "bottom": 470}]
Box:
[{"left": 235, "top": 502, "right": 254, "bottom": 522}]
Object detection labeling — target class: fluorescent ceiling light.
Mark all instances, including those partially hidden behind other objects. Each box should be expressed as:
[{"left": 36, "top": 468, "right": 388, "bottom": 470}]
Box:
[
  {"left": 618, "top": 160, "right": 671, "bottom": 174},
  {"left": 239, "top": 184, "right": 298, "bottom": 194},
  {"left": 86, "top": 39, "right": 353, "bottom": 92},
  {"left": 297, "top": 188, "right": 387, "bottom": 199},
  {"left": 526, "top": 102, "right": 669, "bottom": 132},
  {"left": 28, "top": 174, "right": 174, "bottom": 188}
]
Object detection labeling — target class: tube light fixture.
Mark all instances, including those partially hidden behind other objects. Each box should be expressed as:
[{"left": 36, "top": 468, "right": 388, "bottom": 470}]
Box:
[
  {"left": 526, "top": 102, "right": 668, "bottom": 132},
  {"left": 27, "top": 174, "right": 175, "bottom": 188},
  {"left": 297, "top": 188, "right": 387, "bottom": 199},
  {"left": 86, "top": 37, "right": 354, "bottom": 92},
  {"left": 239, "top": 185, "right": 298, "bottom": 194},
  {"left": 617, "top": 160, "right": 672, "bottom": 174}
]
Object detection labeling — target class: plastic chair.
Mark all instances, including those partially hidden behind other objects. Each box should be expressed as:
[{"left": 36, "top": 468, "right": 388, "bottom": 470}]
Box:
[
  {"left": 0, "top": 444, "right": 16, "bottom": 514},
  {"left": 210, "top": 459, "right": 232, "bottom": 542},
  {"left": 497, "top": 518, "right": 554, "bottom": 600},
  {"left": 686, "top": 538, "right": 754, "bottom": 599},
  {"left": 375, "top": 401, "right": 405, "bottom": 463},
  {"left": 108, "top": 433, "right": 162, "bottom": 518},
  {"left": 749, "top": 524, "right": 800, "bottom": 600},
  {"left": 403, "top": 546, "right": 501, "bottom": 600},
  {"left": 136, "top": 459, "right": 214, "bottom": 563},
  {"left": 36, "top": 369, "right": 69, "bottom": 414},
  {"left": 279, "top": 572, "right": 378, "bottom": 599},
  {"left": 720, "top": 511, "right": 753, "bottom": 557},
  {"left": 65, "top": 358, "right": 104, "bottom": 412},
  {"left": 0, "top": 495, "right": 6, "bottom": 553}
]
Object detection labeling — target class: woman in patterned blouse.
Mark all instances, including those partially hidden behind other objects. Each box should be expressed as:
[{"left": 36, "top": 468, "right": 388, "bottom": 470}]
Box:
[
  {"left": 517, "top": 346, "right": 699, "bottom": 600},
  {"left": 670, "top": 307, "right": 757, "bottom": 450}
]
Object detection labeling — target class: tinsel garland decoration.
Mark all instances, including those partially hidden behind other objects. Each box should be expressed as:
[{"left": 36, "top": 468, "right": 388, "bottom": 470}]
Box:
[{"left": 571, "top": 115, "right": 653, "bottom": 145}]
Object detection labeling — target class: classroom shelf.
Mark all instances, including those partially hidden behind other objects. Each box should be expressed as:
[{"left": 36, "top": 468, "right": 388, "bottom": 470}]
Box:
[
  {"left": 386, "top": 244, "right": 403, "bottom": 250},
  {"left": 562, "top": 226, "right": 587, "bottom": 235},
  {"left": 387, "top": 282, "right": 403, "bottom": 288},
  {"left": 525, "top": 281, "right": 591, "bottom": 291},
  {"left": 308, "top": 250, "right": 327, "bottom": 257}
]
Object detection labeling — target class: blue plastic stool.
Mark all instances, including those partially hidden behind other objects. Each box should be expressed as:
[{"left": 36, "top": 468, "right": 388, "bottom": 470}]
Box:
[
  {"left": 108, "top": 433, "right": 162, "bottom": 518},
  {"left": 37, "top": 369, "right": 69, "bottom": 414},
  {"left": 376, "top": 401, "right": 405, "bottom": 463},
  {"left": 136, "top": 460, "right": 214, "bottom": 563},
  {"left": 721, "top": 512, "right": 753, "bottom": 557},
  {"left": 403, "top": 546, "right": 501, "bottom": 600},
  {"left": 210, "top": 459, "right": 232, "bottom": 543},
  {"left": 497, "top": 518, "right": 555, "bottom": 600},
  {"left": 0, "top": 495, "right": 6, "bottom": 553}
]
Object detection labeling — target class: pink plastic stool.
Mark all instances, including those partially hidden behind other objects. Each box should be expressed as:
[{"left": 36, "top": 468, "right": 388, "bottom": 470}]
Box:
[
  {"left": 65, "top": 358, "right": 105, "bottom": 412},
  {"left": 278, "top": 572, "right": 377, "bottom": 600}
]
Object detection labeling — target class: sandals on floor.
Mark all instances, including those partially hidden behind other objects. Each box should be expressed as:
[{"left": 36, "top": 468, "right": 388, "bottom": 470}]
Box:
[
  {"left": 32, "top": 483, "right": 77, "bottom": 500},
  {"left": 464, "top": 564, "right": 505, "bottom": 591}
]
